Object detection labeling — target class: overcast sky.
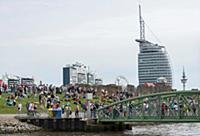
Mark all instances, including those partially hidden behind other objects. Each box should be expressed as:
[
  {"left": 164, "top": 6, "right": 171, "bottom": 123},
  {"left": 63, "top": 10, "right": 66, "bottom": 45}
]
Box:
[{"left": 0, "top": 0, "right": 199, "bottom": 89}]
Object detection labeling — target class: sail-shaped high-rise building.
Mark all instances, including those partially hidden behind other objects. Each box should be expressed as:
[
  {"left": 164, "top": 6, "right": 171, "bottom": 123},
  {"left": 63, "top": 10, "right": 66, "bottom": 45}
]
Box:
[{"left": 136, "top": 5, "right": 172, "bottom": 87}]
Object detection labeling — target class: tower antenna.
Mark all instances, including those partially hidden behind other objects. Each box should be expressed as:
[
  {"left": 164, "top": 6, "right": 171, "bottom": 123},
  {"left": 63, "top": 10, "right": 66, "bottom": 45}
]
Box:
[
  {"left": 181, "top": 67, "right": 187, "bottom": 91},
  {"left": 139, "top": 4, "right": 145, "bottom": 40}
]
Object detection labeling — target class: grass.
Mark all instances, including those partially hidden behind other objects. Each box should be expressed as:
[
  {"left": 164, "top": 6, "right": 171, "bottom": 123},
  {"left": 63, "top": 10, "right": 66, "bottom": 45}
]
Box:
[
  {"left": 0, "top": 92, "right": 107, "bottom": 114},
  {"left": 0, "top": 93, "right": 40, "bottom": 114}
]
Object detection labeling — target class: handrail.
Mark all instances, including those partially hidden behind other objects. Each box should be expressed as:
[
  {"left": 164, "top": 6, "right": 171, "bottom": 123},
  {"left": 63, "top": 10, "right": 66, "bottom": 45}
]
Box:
[{"left": 97, "top": 91, "right": 200, "bottom": 111}]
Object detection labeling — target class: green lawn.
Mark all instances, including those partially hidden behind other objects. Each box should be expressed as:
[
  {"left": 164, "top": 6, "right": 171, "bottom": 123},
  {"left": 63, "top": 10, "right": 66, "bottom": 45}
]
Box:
[
  {"left": 0, "top": 93, "right": 105, "bottom": 114},
  {"left": 0, "top": 93, "right": 40, "bottom": 114}
]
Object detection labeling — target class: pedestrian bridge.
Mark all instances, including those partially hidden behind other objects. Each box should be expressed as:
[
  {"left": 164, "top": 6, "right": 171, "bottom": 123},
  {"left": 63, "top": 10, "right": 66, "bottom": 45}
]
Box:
[{"left": 97, "top": 91, "right": 200, "bottom": 122}]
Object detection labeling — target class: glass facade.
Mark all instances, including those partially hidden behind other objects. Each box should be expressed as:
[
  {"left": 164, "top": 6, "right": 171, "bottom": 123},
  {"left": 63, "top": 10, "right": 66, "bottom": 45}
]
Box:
[{"left": 137, "top": 40, "right": 172, "bottom": 87}]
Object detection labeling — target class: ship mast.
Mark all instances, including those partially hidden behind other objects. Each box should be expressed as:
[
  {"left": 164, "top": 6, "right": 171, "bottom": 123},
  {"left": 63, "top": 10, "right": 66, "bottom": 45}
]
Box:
[{"left": 139, "top": 4, "right": 145, "bottom": 40}]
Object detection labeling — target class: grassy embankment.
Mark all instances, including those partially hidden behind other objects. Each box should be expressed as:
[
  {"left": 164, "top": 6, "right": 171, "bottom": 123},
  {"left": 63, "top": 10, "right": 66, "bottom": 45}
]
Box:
[
  {"left": 0, "top": 93, "right": 111, "bottom": 114},
  {"left": 0, "top": 93, "right": 40, "bottom": 114}
]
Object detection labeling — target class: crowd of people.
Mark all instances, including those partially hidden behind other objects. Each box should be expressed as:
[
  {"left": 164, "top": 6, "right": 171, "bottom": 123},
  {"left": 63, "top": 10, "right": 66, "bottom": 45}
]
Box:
[
  {"left": 1, "top": 82, "right": 198, "bottom": 120},
  {"left": 100, "top": 95, "right": 198, "bottom": 120},
  {"left": 1, "top": 82, "right": 133, "bottom": 119}
]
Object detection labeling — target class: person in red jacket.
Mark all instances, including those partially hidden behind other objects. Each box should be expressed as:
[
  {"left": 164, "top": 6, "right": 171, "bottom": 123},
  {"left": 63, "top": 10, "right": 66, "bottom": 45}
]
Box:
[{"left": 161, "top": 102, "right": 167, "bottom": 117}]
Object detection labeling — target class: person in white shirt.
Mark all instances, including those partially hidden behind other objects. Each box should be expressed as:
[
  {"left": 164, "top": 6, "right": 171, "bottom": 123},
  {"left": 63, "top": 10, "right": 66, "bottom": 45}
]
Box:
[{"left": 18, "top": 103, "right": 22, "bottom": 112}]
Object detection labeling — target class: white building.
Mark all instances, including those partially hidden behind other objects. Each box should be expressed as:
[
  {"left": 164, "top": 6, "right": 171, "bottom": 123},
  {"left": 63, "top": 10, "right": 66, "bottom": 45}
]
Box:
[{"left": 63, "top": 62, "right": 102, "bottom": 85}]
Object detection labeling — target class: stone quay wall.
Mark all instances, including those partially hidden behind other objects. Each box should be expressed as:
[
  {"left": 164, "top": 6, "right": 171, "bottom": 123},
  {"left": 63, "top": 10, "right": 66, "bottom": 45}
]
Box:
[{"left": 0, "top": 115, "right": 41, "bottom": 134}]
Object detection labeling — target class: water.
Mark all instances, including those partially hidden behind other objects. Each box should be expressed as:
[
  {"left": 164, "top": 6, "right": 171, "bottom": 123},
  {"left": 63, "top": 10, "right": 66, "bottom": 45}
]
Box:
[
  {"left": 130, "top": 123, "right": 200, "bottom": 136},
  {"left": 1, "top": 132, "right": 128, "bottom": 136},
  {"left": 2, "top": 123, "right": 200, "bottom": 136}
]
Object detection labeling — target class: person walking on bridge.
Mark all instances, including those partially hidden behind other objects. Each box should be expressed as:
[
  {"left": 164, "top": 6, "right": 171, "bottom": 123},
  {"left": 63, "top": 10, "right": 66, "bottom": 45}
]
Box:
[{"left": 161, "top": 102, "right": 167, "bottom": 118}]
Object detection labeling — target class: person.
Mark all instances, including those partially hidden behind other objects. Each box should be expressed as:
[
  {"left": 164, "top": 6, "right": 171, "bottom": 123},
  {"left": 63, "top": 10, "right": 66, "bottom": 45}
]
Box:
[
  {"left": 75, "top": 104, "right": 79, "bottom": 118},
  {"left": 6, "top": 96, "right": 13, "bottom": 106},
  {"left": 143, "top": 101, "right": 149, "bottom": 114},
  {"left": 161, "top": 102, "right": 166, "bottom": 117},
  {"left": 61, "top": 104, "right": 65, "bottom": 114},
  {"left": 13, "top": 99, "right": 16, "bottom": 106},
  {"left": 28, "top": 102, "right": 33, "bottom": 111},
  {"left": 27, "top": 102, "right": 34, "bottom": 116},
  {"left": 174, "top": 103, "right": 178, "bottom": 114},
  {"left": 65, "top": 104, "right": 71, "bottom": 118},
  {"left": 18, "top": 103, "right": 22, "bottom": 112},
  {"left": 26, "top": 102, "right": 30, "bottom": 112},
  {"left": 0, "top": 88, "right": 2, "bottom": 99},
  {"left": 191, "top": 101, "right": 196, "bottom": 115},
  {"left": 34, "top": 103, "right": 37, "bottom": 111},
  {"left": 3, "top": 84, "right": 8, "bottom": 93}
]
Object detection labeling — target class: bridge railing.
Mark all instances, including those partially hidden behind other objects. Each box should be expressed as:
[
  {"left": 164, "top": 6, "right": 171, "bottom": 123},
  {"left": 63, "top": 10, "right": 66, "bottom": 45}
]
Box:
[{"left": 97, "top": 91, "right": 200, "bottom": 122}]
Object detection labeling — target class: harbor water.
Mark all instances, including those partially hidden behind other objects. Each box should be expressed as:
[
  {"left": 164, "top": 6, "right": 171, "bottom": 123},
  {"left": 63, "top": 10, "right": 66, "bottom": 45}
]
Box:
[{"left": 3, "top": 123, "right": 200, "bottom": 136}]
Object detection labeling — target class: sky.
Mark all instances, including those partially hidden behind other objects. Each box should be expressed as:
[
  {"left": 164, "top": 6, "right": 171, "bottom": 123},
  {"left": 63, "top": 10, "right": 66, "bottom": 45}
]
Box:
[{"left": 0, "top": 0, "right": 199, "bottom": 89}]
